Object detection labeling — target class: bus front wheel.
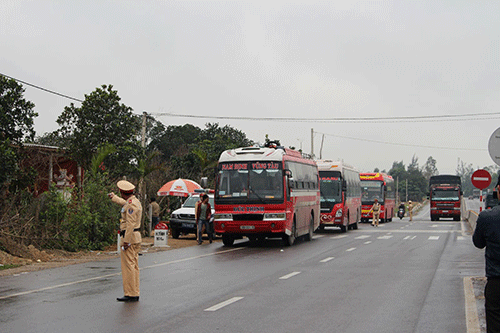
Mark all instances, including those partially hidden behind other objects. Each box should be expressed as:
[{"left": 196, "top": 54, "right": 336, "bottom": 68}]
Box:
[
  {"left": 283, "top": 219, "right": 296, "bottom": 246},
  {"left": 305, "top": 214, "right": 314, "bottom": 241},
  {"left": 222, "top": 235, "right": 234, "bottom": 246}
]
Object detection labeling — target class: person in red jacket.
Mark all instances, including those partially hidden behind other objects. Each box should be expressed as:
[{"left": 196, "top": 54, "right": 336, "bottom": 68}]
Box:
[{"left": 195, "top": 193, "right": 212, "bottom": 245}]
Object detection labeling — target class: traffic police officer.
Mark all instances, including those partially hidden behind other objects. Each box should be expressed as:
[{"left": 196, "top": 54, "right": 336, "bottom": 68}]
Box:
[
  {"left": 369, "top": 198, "right": 381, "bottom": 227},
  {"left": 108, "top": 180, "right": 142, "bottom": 302},
  {"left": 408, "top": 200, "right": 414, "bottom": 221}
]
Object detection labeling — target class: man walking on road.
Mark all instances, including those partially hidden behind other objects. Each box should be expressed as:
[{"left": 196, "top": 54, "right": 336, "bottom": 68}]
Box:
[
  {"left": 473, "top": 177, "right": 500, "bottom": 332},
  {"left": 108, "top": 180, "right": 142, "bottom": 302},
  {"left": 408, "top": 200, "right": 414, "bottom": 221}
]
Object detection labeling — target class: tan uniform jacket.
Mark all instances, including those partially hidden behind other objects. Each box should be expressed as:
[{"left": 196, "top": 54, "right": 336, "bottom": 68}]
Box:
[
  {"left": 112, "top": 195, "right": 142, "bottom": 245},
  {"left": 370, "top": 202, "right": 381, "bottom": 213}
]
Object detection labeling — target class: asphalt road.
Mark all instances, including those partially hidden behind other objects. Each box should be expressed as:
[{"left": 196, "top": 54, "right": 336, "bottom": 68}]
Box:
[{"left": 0, "top": 205, "right": 486, "bottom": 333}]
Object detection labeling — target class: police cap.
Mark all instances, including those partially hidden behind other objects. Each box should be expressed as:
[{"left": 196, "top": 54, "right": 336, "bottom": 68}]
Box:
[{"left": 117, "top": 180, "right": 135, "bottom": 194}]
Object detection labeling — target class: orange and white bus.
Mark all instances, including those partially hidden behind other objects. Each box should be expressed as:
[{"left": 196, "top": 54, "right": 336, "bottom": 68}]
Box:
[
  {"left": 360, "top": 172, "right": 395, "bottom": 223},
  {"left": 214, "top": 142, "right": 320, "bottom": 246},
  {"left": 316, "top": 160, "right": 361, "bottom": 232}
]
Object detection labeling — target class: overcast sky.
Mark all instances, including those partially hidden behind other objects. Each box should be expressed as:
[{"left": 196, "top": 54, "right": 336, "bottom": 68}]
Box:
[{"left": 2, "top": 1, "right": 500, "bottom": 175}]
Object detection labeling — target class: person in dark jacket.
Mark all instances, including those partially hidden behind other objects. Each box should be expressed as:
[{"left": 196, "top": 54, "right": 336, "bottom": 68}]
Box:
[
  {"left": 473, "top": 177, "right": 500, "bottom": 332},
  {"left": 195, "top": 193, "right": 212, "bottom": 245}
]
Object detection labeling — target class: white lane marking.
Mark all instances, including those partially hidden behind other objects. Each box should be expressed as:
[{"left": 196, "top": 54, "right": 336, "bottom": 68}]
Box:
[
  {"left": 0, "top": 247, "right": 245, "bottom": 300},
  {"left": 428, "top": 236, "right": 440, "bottom": 240},
  {"left": 457, "top": 236, "right": 465, "bottom": 241},
  {"left": 320, "top": 257, "right": 335, "bottom": 263},
  {"left": 404, "top": 236, "right": 411, "bottom": 240},
  {"left": 377, "top": 235, "right": 393, "bottom": 240},
  {"left": 361, "top": 229, "right": 459, "bottom": 234},
  {"left": 411, "top": 236, "right": 417, "bottom": 240},
  {"left": 313, "top": 235, "right": 325, "bottom": 239},
  {"left": 331, "top": 235, "right": 348, "bottom": 239},
  {"left": 346, "top": 247, "right": 356, "bottom": 252},
  {"left": 279, "top": 271, "right": 301, "bottom": 280},
  {"left": 355, "top": 235, "right": 371, "bottom": 239},
  {"left": 364, "top": 241, "right": 372, "bottom": 244},
  {"left": 204, "top": 297, "right": 244, "bottom": 312},
  {"left": 464, "top": 277, "right": 481, "bottom": 333},
  {"left": 431, "top": 224, "right": 439, "bottom": 228}
]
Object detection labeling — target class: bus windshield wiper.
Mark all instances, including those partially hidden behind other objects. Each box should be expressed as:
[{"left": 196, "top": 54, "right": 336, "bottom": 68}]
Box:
[{"left": 249, "top": 186, "right": 266, "bottom": 204}]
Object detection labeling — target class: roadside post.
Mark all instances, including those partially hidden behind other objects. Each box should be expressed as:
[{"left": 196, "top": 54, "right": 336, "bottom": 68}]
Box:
[
  {"left": 154, "top": 222, "right": 169, "bottom": 247},
  {"left": 471, "top": 169, "right": 492, "bottom": 213}
]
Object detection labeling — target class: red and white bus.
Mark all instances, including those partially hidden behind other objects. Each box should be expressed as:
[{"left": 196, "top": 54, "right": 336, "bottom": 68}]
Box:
[
  {"left": 360, "top": 172, "right": 395, "bottom": 223},
  {"left": 214, "top": 142, "right": 320, "bottom": 246},
  {"left": 316, "top": 160, "right": 361, "bottom": 232}
]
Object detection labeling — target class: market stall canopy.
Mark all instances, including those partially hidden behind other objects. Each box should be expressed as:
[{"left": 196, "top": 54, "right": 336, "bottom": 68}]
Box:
[{"left": 157, "top": 178, "right": 202, "bottom": 197}]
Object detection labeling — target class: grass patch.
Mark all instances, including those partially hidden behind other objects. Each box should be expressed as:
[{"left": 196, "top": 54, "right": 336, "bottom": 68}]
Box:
[{"left": 0, "top": 264, "right": 21, "bottom": 271}]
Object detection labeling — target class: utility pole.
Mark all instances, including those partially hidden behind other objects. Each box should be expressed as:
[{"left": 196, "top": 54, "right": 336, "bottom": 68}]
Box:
[
  {"left": 139, "top": 111, "right": 148, "bottom": 236},
  {"left": 319, "top": 134, "right": 325, "bottom": 159},
  {"left": 406, "top": 180, "right": 408, "bottom": 202},
  {"left": 311, "top": 128, "right": 314, "bottom": 158},
  {"left": 396, "top": 176, "right": 399, "bottom": 205}
]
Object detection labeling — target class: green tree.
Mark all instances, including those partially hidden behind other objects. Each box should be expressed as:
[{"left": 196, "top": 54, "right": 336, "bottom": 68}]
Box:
[
  {"left": 56, "top": 84, "right": 141, "bottom": 175},
  {"left": 0, "top": 75, "right": 38, "bottom": 193},
  {"left": 456, "top": 159, "right": 474, "bottom": 197},
  {"left": 422, "top": 156, "right": 438, "bottom": 181}
]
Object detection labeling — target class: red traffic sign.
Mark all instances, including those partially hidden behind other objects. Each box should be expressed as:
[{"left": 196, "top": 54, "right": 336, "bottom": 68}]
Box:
[{"left": 471, "top": 169, "right": 492, "bottom": 190}]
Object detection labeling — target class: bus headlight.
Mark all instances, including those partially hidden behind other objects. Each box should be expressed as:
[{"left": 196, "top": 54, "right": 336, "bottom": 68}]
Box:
[
  {"left": 263, "top": 213, "right": 286, "bottom": 221},
  {"left": 335, "top": 209, "right": 343, "bottom": 218},
  {"left": 214, "top": 213, "right": 233, "bottom": 221}
]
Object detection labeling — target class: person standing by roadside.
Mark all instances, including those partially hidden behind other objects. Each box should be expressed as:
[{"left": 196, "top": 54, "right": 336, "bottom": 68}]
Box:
[
  {"left": 369, "top": 198, "right": 381, "bottom": 227},
  {"left": 473, "top": 178, "right": 500, "bottom": 332},
  {"left": 108, "top": 180, "right": 142, "bottom": 302},
  {"left": 408, "top": 200, "right": 414, "bottom": 221},
  {"left": 195, "top": 193, "right": 212, "bottom": 245},
  {"left": 149, "top": 197, "right": 160, "bottom": 231}
]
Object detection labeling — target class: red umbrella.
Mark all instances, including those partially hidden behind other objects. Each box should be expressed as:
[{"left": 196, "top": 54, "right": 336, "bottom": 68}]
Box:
[{"left": 157, "top": 178, "right": 202, "bottom": 197}]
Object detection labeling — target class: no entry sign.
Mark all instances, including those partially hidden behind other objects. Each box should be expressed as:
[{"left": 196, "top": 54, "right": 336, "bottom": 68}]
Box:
[{"left": 471, "top": 169, "right": 492, "bottom": 190}]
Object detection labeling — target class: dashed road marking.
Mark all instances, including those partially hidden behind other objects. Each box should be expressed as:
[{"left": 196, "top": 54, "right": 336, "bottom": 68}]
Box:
[
  {"left": 457, "top": 236, "right": 465, "bottom": 240},
  {"left": 313, "top": 235, "right": 325, "bottom": 239},
  {"left": 279, "top": 271, "right": 301, "bottom": 280},
  {"left": 377, "top": 235, "right": 393, "bottom": 240},
  {"left": 346, "top": 247, "right": 356, "bottom": 252},
  {"left": 428, "top": 236, "right": 440, "bottom": 240},
  {"left": 404, "top": 236, "right": 411, "bottom": 240},
  {"left": 320, "top": 257, "right": 335, "bottom": 263},
  {"left": 355, "top": 235, "right": 371, "bottom": 239},
  {"left": 204, "top": 297, "right": 244, "bottom": 312},
  {"left": 331, "top": 235, "right": 348, "bottom": 239},
  {"left": 364, "top": 241, "right": 372, "bottom": 244}
]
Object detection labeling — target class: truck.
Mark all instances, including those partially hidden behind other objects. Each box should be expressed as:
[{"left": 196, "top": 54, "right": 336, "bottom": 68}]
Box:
[{"left": 428, "top": 175, "right": 462, "bottom": 221}]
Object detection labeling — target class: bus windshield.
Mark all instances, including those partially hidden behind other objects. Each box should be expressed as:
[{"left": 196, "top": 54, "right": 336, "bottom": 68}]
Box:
[
  {"left": 216, "top": 162, "right": 284, "bottom": 203},
  {"left": 319, "top": 171, "right": 342, "bottom": 210},
  {"left": 432, "top": 189, "right": 460, "bottom": 201},
  {"left": 361, "top": 180, "right": 384, "bottom": 204}
]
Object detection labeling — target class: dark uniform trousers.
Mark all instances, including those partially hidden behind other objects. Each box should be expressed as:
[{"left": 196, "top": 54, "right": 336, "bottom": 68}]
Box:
[{"left": 486, "top": 278, "right": 500, "bottom": 333}]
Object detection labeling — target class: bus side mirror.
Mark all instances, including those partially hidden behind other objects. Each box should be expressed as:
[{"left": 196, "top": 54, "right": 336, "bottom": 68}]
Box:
[
  {"left": 289, "top": 178, "right": 295, "bottom": 189},
  {"left": 284, "top": 169, "right": 292, "bottom": 177},
  {"left": 200, "top": 177, "right": 208, "bottom": 189},
  {"left": 342, "top": 180, "right": 347, "bottom": 192}
]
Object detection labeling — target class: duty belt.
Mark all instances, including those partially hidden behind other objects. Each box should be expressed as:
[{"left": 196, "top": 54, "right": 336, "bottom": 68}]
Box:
[{"left": 120, "top": 228, "right": 140, "bottom": 237}]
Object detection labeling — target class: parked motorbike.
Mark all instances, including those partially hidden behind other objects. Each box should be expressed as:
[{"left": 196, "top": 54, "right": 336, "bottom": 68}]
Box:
[{"left": 398, "top": 208, "right": 405, "bottom": 219}]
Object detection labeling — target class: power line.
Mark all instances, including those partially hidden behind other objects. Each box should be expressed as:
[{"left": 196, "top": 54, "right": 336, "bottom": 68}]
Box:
[
  {"left": 316, "top": 131, "right": 487, "bottom": 151},
  {"left": 0, "top": 73, "right": 84, "bottom": 103},
  {"left": 151, "top": 111, "right": 500, "bottom": 123}
]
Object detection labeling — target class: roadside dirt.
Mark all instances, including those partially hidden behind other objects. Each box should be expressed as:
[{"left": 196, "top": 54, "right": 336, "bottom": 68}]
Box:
[{"left": 0, "top": 234, "right": 219, "bottom": 277}]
